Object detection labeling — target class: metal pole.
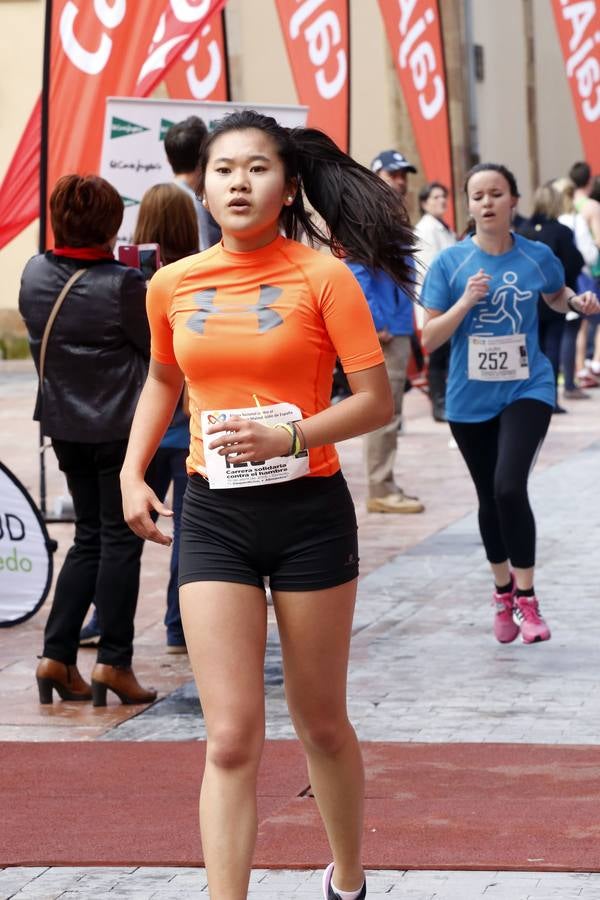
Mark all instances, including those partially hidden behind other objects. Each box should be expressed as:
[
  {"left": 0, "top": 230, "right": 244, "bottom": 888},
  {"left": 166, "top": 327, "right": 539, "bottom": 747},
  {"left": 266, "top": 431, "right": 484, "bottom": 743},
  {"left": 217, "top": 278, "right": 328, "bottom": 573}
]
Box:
[
  {"left": 39, "top": 0, "right": 53, "bottom": 253},
  {"left": 39, "top": 0, "right": 52, "bottom": 516}
]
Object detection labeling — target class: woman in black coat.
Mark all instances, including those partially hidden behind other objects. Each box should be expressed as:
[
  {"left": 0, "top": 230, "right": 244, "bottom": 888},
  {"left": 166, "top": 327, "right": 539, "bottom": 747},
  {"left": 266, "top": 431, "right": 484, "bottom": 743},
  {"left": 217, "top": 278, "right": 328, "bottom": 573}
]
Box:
[
  {"left": 19, "top": 175, "right": 156, "bottom": 706},
  {"left": 517, "top": 183, "right": 584, "bottom": 412}
]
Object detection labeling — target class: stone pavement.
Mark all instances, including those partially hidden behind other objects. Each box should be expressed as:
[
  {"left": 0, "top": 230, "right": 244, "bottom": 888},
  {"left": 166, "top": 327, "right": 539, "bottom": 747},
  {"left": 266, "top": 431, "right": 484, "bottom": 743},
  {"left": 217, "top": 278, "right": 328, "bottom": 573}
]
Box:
[{"left": 2, "top": 361, "right": 600, "bottom": 897}]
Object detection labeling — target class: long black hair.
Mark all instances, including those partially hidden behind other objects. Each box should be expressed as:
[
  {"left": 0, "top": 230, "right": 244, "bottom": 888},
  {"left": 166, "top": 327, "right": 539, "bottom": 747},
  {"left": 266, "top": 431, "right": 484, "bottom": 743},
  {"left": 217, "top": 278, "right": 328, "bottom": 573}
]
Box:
[{"left": 198, "top": 110, "right": 416, "bottom": 291}]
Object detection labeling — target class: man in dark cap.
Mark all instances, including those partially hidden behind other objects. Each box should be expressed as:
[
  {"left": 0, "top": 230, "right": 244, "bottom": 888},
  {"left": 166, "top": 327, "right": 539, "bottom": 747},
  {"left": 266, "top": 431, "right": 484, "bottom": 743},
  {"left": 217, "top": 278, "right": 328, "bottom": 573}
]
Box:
[
  {"left": 345, "top": 148, "right": 423, "bottom": 515},
  {"left": 371, "top": 149, "right": 417, "bottom": 199}
]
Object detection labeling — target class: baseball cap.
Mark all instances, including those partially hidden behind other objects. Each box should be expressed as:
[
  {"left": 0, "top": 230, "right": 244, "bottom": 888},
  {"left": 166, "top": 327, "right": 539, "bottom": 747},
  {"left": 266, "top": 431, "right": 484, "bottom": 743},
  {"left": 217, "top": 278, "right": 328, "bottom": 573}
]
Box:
[{"left": 371, "top": 150, "right": 417, "bottom": 175}]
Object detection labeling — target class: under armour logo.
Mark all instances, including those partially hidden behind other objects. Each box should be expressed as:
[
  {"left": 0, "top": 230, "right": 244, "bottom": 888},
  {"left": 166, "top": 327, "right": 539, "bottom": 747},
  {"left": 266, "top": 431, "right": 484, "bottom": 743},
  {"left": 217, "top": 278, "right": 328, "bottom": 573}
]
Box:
[{"left": 187, "top": 284, "right": 284, "bottom": 335}]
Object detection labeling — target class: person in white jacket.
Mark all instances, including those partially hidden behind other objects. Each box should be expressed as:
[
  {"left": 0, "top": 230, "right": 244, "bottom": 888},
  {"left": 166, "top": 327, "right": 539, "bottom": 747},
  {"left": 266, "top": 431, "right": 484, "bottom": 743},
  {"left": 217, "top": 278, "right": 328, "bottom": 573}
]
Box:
[
  {"left": 554, "top": 177, "right": 600, "bottom": 397},
  {"left": 415, "top": 182, "right": 456, "bottom": 420}
]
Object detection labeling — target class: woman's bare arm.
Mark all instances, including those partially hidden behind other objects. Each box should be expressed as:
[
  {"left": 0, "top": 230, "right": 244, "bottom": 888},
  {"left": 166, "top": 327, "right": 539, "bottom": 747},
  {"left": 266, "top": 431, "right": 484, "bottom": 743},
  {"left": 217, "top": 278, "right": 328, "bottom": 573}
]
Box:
[
  {"left": 205, "top": 362, "right": 393, "bottom": 462},
  {"left": 120, "top": 359, "right": 184, "bottom": 545}
]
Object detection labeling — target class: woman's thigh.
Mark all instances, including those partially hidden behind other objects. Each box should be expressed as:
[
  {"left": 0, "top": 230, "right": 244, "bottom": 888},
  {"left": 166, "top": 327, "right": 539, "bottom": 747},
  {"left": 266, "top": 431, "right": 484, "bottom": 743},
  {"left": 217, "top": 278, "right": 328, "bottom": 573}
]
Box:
[
  {"left": 272, "top": 580, "right": 358, "bottom": 737},
  {"left": 496, "top": 399, "right": 552, "bottom": 488},
  {"left": 449, "top": 416, "right": 500, "bottom": 501},
  {"left": 180, "top": 581, "right": 268, "bottom": 755}
]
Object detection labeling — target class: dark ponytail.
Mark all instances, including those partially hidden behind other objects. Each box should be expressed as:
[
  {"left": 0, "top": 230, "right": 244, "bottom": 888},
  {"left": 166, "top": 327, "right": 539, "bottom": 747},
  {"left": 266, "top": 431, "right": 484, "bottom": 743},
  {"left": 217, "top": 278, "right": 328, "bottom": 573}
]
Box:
[{"left": 198, "top": 110, "right": 416, "bottom": 292}]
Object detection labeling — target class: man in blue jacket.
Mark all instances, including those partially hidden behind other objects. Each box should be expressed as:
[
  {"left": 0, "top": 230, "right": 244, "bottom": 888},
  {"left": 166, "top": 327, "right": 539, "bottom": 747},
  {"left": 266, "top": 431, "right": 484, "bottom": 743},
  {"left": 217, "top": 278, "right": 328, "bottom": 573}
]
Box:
[{"left": 346, "top": 258, "right": 424, "bottom": 514}]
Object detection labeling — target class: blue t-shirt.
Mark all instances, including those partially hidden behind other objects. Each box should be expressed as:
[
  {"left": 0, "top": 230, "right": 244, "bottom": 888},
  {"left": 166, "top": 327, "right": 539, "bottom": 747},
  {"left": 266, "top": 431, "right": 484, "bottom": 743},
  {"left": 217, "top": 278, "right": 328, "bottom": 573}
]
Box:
[
  {"left": 345, "top": 261, "right": 414, "bottom": 336},
  {"left": 422, "top": 234, "right": 565, "bottom": 422}
]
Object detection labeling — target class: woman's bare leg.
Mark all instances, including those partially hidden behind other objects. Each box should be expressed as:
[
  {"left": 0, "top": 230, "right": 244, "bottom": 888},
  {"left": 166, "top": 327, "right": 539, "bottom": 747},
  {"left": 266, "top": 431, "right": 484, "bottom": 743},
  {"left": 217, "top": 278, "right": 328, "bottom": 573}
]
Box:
[
  {"left": 273, "top": 580, "right": 365, "bottom": 892},
  {"left": 180, "top": 581, "right": 267, "bottom": 900}
]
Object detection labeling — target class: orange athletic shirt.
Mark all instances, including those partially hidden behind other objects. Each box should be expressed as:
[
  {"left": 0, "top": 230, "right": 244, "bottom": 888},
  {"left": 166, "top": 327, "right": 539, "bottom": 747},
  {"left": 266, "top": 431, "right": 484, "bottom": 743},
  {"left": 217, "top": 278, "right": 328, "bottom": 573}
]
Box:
[{"left": 147, "top": 234, "right": 384, "bottom": 477}]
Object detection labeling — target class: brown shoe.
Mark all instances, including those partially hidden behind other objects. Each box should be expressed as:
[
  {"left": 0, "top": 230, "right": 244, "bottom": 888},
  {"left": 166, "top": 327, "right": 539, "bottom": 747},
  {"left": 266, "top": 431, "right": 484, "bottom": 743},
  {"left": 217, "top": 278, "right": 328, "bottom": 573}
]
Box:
[
  {"left": 36, "top": 657, "right": 92, "bottom": 704},
  {"left": 367, "top": 493, "right": 425, "bottom": 514},
  {"left": 91, "top": 663, "right": 157, "bottom": 707},
  {"left": 563, "top": 387, "right": 590, "bottom": 400}
]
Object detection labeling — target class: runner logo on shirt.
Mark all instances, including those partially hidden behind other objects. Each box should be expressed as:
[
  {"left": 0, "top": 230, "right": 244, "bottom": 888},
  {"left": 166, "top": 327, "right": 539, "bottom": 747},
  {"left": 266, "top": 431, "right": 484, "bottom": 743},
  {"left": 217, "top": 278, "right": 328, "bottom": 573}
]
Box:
[
  {"left": 187, "top": 284, "right": 284, "bottom": 335},
  {"left": 472, "top": 271, "right": 533, "bottom": 336}
]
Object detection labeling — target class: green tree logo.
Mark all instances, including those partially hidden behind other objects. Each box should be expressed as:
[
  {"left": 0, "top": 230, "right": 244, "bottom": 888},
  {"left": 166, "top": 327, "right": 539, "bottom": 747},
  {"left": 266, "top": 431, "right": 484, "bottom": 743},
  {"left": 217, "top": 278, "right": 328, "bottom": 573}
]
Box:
[
  {"left": 111, "top": 117, "right": 150, "bottom": 139},
  {"left": 160, "top": 118, "right": 176, "bottom": 141}
]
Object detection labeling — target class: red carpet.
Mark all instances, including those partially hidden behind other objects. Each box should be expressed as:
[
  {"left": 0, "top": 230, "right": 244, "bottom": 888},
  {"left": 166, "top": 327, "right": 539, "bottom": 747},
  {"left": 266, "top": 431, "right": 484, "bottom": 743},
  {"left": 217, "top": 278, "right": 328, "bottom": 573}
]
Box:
[{"left": 2, "top": 741, "right": 600, "bottom": 870}]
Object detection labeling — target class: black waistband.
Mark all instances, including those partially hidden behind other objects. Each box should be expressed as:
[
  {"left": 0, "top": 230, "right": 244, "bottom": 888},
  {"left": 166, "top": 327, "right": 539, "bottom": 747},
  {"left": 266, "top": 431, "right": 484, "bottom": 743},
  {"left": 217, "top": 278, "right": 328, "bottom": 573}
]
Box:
[{"left": 187, "top": 469, "right": 345, "bottom": 502}]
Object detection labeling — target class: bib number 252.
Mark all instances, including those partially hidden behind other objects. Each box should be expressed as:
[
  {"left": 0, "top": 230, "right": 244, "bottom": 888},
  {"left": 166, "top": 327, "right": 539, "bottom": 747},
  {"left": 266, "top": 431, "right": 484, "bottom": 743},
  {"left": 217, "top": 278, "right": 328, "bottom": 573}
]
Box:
[{"left": 477, "top": 350, "right": 508, "bottom": 372}]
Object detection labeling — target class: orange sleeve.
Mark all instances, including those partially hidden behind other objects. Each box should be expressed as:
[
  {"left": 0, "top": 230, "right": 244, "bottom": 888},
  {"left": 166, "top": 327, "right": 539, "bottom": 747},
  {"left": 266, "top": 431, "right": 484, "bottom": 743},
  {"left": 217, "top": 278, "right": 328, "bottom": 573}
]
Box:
[
  {"left": 316, "top": 258, "right": 384, "bottom": 373},
  {"left": 146, "top": 266, "right": 178, "bottom": 366}
]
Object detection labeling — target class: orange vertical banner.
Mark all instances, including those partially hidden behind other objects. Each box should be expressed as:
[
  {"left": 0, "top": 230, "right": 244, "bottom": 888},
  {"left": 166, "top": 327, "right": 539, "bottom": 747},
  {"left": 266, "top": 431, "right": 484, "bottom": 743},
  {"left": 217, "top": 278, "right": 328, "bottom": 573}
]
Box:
[
  {"left": 275, "top": 0, "right": 349, "bottom": 151},
  {"left": 164, "top": 10, "right": 229, "bottom": 100},
  {"left": 0, "top": 0, "right": 229, "bottom": 250},
  {"left": 377, "top": 0, "right": 455, "bottom": 228},
  {"left": 552, "top": 0, "right": 600, "bottom": 171}
]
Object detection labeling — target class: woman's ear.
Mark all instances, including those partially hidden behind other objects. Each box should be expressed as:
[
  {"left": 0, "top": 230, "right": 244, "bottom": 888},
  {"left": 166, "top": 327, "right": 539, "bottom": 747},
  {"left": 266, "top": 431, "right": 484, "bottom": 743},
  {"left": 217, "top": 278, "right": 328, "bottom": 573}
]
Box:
[{"left": 284, "top": 178, "right": 298, "bottom": 205}]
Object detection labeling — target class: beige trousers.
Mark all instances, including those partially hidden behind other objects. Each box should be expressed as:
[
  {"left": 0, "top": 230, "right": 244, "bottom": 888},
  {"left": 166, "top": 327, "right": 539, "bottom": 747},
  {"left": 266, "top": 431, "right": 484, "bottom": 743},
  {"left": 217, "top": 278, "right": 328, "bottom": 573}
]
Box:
[{"left": 364, "top": 335, "right": 411, "bottom": 499}]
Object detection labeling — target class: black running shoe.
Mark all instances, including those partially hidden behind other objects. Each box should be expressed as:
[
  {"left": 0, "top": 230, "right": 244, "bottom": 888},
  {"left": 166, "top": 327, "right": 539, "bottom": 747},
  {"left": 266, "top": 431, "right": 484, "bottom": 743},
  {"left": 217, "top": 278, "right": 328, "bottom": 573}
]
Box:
[{"left": 322, "top": 862, "right": 366, "bottom": 899}]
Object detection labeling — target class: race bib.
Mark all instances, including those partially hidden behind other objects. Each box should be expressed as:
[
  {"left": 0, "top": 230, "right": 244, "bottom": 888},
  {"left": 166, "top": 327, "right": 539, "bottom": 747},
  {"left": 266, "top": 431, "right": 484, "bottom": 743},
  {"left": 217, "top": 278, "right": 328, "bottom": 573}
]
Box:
[
  {"left": 201, "top": 402, "right": 309, "bottom": 489},
  {"left": 468, "top": 334, "right": 529, "bottom": 381}
]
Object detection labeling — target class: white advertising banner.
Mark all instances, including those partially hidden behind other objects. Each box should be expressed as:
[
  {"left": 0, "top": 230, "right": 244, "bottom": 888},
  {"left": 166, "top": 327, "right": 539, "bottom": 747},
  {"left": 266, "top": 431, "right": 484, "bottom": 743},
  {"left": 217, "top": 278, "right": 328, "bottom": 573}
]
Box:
[
  {"left": 0, "top": 463, "right": 54, "bottom": 627},
  {"left": 100, "top": 97, "right": 308, "bottom": 244}
]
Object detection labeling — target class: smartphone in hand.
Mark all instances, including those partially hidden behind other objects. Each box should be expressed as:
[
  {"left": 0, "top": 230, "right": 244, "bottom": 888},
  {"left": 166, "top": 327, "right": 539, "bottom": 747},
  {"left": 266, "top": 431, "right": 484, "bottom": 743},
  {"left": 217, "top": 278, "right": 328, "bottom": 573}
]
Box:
[{"left": 118, "top": 243, "right": 161, "bottom": 280}]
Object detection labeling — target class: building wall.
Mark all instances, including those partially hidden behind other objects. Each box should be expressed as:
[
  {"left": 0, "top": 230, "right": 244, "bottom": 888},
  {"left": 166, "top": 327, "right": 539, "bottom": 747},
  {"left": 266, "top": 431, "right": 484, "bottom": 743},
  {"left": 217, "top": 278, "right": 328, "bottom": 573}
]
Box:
[
  {"left": 0, "top": 0, "right": 44, "bottom": 314},
  {"left": 533, "top": 0, "right": 582, "bottom": 194},
  {"left": 470, "top": 0, "right": 582, "bottom": 214}
]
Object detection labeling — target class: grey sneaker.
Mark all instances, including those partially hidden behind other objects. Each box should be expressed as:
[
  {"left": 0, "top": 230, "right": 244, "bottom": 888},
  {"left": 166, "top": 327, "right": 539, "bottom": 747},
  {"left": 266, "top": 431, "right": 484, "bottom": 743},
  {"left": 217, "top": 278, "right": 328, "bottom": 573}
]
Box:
[{"left": 322, "top": 863, "right": 366, "bottom": 899}]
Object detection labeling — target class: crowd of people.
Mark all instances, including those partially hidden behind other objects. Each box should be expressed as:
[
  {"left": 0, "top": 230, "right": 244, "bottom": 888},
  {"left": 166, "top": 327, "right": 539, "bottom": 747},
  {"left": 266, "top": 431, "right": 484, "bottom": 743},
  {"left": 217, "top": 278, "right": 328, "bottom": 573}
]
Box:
[{"left": 17, "top": 106, "right": 600, "bottom": 899}]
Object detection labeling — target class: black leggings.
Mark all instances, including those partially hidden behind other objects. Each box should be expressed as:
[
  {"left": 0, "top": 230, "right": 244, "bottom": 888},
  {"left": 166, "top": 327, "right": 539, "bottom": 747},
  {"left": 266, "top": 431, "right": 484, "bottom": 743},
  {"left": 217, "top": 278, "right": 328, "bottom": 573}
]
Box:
[{"left": 449, "top": 399, "right": 552, "bottom": 568}]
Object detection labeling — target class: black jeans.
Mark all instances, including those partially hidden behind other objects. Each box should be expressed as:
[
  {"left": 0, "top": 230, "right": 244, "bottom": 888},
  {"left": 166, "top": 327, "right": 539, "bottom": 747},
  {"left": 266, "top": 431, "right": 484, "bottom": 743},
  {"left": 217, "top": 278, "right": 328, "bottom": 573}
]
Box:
[
  {"left": 538, "top": 317, "right": 565, "bottom": 404},
  {"left": 43, "top": 439, "right": 143, "bottom": 667},
  {"left": 449, "top": 399, "right": 552, "bottom": 569}
]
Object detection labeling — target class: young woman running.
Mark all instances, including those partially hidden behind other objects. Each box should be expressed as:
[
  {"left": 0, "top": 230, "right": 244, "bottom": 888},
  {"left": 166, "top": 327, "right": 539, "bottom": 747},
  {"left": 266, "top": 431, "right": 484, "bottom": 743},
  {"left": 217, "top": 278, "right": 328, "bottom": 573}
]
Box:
[
  {"left": 422, "top": 163, "right": 599, "bottom": 645},
  {"left": 120, "top": 110, "right": 414, "bottom": 900}
]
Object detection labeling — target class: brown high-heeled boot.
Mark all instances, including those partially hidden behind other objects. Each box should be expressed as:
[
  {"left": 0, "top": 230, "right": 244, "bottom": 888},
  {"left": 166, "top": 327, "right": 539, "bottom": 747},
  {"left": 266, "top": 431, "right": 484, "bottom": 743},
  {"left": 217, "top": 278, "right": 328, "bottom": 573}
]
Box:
[
  {"left": 36, "top": 657, "right": 92, "bottom": 704},
  {"left": 90, "top": 663, "right": 157, "bottom": 707}
]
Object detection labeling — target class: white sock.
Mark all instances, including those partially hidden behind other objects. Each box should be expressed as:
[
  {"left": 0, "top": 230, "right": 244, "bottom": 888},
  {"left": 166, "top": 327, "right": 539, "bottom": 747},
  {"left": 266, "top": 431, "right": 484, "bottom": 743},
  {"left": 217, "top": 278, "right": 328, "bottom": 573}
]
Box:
[{"left": 330, "top": 878, "right": 364, "bottom": 900}]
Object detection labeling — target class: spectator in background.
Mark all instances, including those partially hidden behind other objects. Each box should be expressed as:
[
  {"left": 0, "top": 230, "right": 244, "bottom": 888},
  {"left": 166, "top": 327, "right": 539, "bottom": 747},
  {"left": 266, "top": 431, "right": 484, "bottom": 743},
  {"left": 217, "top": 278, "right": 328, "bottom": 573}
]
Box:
[
  {"left": 371, "top": 149, "right": 417, "bottom": 204},
  {"left": 517, "top": 183, "right": 584, "bottom": 413},
  {"left": 570, "top": 161, "right": 600, "bottom": 252},
  {"left": 415, "top": 182, "right": 456, "bottom": 421},
  {"left": 345, "top": 257, "right": 424, "bottom": 514},
  {"left": 80, "top": 184, "right": 200, "bottom": 652},
  {"left": 20, "top": 175, "right": 156, "bottom": 707},
  {"left": 164, "top": 116, "right": 221, "bottom": 250},
  {"left": 134, "top": 184, "right": 199, "bottom": 652},
  {"left": 346, "top": 147, "right": 423, "bottom": 515},
  {"left": 579, "top": 174, "right": 600, "bottom": 377},
  {"left": 554, "top": 177, "right": 600, "bottom": 398}
]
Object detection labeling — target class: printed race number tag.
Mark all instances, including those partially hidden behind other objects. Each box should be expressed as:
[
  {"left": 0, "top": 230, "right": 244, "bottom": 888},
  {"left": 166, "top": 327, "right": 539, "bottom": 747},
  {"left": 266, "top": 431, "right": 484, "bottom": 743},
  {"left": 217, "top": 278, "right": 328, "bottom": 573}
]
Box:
[
  {"left": 468, "top": 334, "right": 529, "bottom": 382},
  {"left": 201, "top": 402, "right": 309, "bottom": 489}
]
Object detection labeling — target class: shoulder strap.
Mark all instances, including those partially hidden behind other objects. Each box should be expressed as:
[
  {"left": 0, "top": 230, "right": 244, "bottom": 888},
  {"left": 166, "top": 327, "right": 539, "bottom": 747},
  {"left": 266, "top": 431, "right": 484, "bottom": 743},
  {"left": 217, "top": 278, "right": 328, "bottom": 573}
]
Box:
[{"left": 39, "top": 268, "right": 86, "bottom": 391}]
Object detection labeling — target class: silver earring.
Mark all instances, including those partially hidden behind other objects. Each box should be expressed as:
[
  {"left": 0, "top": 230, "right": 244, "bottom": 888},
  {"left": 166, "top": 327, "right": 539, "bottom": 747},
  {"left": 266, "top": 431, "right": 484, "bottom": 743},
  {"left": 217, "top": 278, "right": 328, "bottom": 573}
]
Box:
[
  {"left": 287, "top": 196, "right": 293, "bottom": 203},
  {"left": 202, "top": 198, "right": 208, "bottom": 207}
]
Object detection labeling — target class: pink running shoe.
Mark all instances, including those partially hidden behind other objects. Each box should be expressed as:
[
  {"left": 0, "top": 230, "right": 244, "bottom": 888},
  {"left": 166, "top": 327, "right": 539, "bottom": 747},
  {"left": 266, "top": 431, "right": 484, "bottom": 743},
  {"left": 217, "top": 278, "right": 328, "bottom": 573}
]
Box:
[
  {"left": 492, "top": 578, "right": 519, "bottom": 643},
  {"left": 513, "top": 596, "right": 551, "bottom": 643}
]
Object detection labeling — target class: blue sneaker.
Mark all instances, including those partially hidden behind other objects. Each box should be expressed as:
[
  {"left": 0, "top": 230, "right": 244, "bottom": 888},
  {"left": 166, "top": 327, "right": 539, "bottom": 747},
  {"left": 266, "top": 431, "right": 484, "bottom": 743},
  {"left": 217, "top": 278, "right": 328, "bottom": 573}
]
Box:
[
  {"left": 322, "top": 863, "right": 366, "bottom": 899},
  {"left": 79, "top": 611, "right": 100, "bottom": 647}
]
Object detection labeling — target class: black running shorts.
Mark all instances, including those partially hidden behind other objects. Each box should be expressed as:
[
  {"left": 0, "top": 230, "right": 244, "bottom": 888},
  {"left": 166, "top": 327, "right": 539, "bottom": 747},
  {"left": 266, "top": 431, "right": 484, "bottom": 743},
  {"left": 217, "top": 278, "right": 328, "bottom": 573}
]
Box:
[{"left": 179, "top": 470, "right": 359, "bottom": 592}]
